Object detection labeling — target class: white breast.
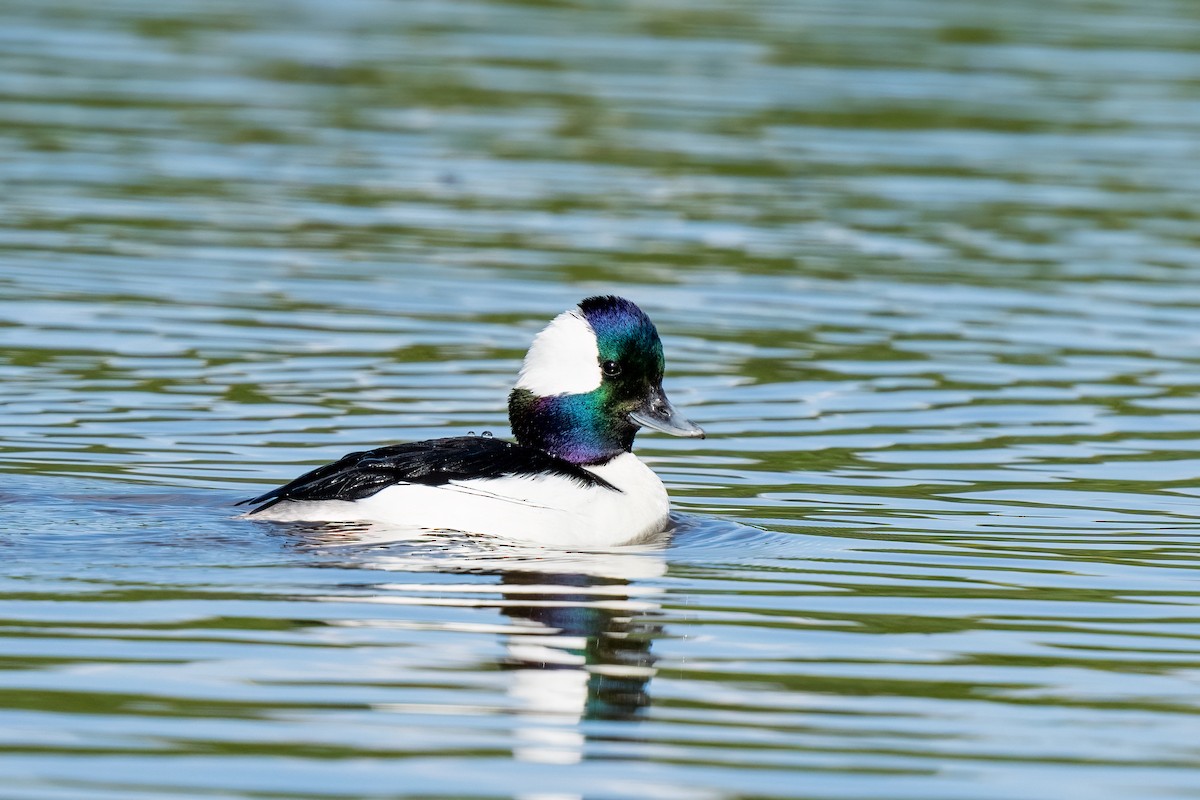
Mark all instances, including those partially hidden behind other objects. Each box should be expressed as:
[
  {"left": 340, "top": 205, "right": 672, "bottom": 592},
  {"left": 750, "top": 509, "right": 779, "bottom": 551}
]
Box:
[{"left": 248, "top": 452, "right": 671, "bottom": 548}]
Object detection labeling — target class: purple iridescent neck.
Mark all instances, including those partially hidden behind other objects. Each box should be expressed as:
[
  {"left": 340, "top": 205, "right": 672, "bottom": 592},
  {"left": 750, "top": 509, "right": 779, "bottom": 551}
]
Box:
[{"left": 508, "top": 388, "right": 633, "bottom": 465}]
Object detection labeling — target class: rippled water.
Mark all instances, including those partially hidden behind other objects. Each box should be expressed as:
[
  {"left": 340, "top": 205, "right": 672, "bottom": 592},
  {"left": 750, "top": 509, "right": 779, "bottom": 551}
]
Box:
[{"left": 4, "top": 0, "right": 1200, "bottom": 798}]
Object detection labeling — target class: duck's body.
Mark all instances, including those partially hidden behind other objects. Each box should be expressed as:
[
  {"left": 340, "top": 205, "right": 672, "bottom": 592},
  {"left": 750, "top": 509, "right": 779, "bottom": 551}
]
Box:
[
  {"left": 245, "top": 442, "right": 669, "bottom": 546},
  {"left": 241, "top": 296, "right": 703, "bottom": 546}
]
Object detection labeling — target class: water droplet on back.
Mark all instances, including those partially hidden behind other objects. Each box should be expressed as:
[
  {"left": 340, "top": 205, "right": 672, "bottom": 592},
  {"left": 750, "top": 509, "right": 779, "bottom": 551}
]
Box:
[{"left": 482, "top": 430, "right": 493, "bottom": 438}]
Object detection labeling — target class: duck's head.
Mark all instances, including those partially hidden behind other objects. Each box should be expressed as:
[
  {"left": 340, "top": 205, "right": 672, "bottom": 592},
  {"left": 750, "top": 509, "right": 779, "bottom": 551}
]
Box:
[{"left": 508, "top": 296, "right": 704, "bottom": 465}]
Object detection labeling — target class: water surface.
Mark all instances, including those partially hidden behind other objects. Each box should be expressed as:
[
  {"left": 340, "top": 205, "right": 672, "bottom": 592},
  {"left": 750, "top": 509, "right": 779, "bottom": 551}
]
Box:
[{"left": 3, "top": 0, "right": 1200, "bottom": 798}]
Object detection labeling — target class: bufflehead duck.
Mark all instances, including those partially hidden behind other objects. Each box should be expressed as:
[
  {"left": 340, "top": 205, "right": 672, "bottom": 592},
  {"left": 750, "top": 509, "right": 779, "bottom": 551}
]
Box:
[{"left": 239, "top": 296, "right": 704, "bottom": 546}]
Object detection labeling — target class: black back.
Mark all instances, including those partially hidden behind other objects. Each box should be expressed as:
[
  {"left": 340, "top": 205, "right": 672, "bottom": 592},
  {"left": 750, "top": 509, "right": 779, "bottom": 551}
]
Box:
[{"left": 238, "top": 436, "right": 618, "bottom": 514}]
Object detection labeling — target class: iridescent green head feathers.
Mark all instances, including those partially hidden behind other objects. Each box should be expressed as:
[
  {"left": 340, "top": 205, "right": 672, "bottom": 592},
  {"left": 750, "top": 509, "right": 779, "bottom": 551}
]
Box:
[{"left": 508, "top": 296, "right": 703, "bottom": 465}]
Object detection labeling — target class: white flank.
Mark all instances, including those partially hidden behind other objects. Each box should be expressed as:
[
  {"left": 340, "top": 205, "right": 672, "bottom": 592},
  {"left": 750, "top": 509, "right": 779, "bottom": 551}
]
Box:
[
  {"left": 248, "top": 453, "right": 670, "bottom": 548},
  {"left": 514, "top": 308, "right": 601, "bottom": 396}
]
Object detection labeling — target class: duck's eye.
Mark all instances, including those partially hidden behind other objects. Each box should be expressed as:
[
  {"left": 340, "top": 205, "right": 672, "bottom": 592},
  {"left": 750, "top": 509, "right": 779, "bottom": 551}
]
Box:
[{"left": 601, "top": 360, "right": 622, "bottom": 377}]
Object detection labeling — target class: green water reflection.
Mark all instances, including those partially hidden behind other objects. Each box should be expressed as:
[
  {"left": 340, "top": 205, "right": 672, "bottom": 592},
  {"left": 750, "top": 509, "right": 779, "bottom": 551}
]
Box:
[{"left": 2, "top": 0, "right": 1200, "bottom": 798}]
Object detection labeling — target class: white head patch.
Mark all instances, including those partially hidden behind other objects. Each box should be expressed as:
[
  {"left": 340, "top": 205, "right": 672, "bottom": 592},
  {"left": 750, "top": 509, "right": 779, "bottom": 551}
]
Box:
[{"left": 515, "top": 308, "right": 602, "bottom": 396}]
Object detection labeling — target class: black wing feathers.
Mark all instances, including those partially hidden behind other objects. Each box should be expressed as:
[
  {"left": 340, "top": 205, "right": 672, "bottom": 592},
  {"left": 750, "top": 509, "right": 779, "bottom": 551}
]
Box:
[{"left": 238, "top": 436, "right": 617, "bottom": 513}]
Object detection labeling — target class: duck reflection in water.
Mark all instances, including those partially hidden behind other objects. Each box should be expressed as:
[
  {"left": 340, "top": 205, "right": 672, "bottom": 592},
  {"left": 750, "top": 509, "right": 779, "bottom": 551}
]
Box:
[
  {"left": 499, "top": 568, "right": 662, "bottom": 765},
  {"left": 281, "top": 522, "right": 668, "bottom": 766}
]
